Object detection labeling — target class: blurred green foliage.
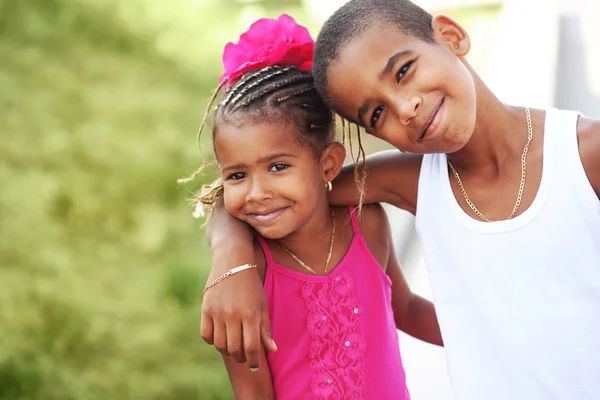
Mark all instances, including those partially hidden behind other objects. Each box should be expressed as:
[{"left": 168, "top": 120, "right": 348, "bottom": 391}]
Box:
[{"left": 0, "top": 0, "right": 310, "bottom": 398}]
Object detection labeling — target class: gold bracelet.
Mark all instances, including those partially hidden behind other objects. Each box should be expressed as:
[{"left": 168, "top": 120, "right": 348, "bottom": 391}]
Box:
[{"left": 203, "top": 264, "right": 257, "bottom": 295}]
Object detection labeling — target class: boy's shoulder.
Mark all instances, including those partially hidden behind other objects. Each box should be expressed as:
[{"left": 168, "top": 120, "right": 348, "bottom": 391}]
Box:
[{"left": 577, "top": 116, "right": 600, "bottom": 196}]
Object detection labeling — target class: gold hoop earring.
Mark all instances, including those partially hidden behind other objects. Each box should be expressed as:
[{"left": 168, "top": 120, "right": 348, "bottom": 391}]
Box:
[{"left": 326, "top": 181, "right": 332, "bottom": 192}]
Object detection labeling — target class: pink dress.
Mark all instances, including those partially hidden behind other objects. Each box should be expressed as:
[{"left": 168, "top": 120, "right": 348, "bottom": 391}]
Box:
[{"left": 257, "top": 207, "right": 410, "bottom": 399}]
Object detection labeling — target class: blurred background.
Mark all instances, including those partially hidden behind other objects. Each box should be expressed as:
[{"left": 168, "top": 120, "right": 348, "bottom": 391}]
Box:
[{"left": 1, "top": 0, "right": 597, "bottom": 399}]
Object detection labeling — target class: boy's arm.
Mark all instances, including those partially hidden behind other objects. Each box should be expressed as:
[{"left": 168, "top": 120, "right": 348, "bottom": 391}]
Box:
[
  {"left": 578, "top": 117, "right": 600, "bottom": 198},
  {"left": 223, "top": 348, "right": 275, "bottom": 400},
  {"left": 201, "top": 198, "right": 276, "bottom": 371},
  {"left": 360, "top": 204, "right": 443, "bottom": 346},
  {"left": 388, "top": 254, "right": 444, "bottom": 346},
  {"left": 328, "top": 150, "right": 422, "bottom": 214}
]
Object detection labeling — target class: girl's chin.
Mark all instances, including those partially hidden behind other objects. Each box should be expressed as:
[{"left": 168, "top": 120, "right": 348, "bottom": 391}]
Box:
[{"left": 253, "top": 226, "right": 290, "bottom": 240}]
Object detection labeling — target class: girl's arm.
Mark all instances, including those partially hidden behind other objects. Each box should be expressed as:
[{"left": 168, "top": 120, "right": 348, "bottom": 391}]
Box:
[
  {"left": 201, "top": 198, "right": 276, "bottom": 371},
  {"left": 223, "top": 348, "right": 275, "bottom": 400},
  {"left": 329, "top": 150, "right": 422, "bottom": 214},
  {"left": 360, "top": 204, "right": 443, "bottom": 346}
]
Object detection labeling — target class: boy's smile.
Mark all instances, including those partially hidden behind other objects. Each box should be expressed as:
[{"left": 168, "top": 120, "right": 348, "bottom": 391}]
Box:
[{"left": 326, "top": 19, "right": 477, "bottom": 155}]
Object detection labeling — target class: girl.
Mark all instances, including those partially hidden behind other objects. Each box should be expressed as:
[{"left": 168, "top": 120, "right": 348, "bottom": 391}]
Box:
[
  {"left": 194, "top": 15, "right": 442, "bottom": 400},
  {"left": 203, "top": 1, "right": 600, "bottom": 400}
]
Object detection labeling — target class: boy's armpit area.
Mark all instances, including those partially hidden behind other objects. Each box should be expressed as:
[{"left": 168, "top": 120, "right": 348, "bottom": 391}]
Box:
[{"left": 577, "top": 116, "right": 600, "bottom": 198}]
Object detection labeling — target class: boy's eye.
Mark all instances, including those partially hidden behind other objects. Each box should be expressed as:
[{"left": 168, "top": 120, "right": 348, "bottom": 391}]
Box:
[
  {"left": 227, "top": 172, "right": 246, "bottom": 180},
  {"left": 396, "top": 60, "right": 414, "bottom": 82},
  {"left": 269, "top": 162, "right": 289, "bottom": 172},
  {"left": 370, "top": 106, "right": 384, "bottom": 128}
]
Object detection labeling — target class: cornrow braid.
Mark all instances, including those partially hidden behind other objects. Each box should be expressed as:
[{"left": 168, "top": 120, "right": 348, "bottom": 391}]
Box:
[
  {"left": 237, "top": 74, "right": 313, "bottom": 108},
  {"left": 227, "top": 67, "right": 294, "bottom": 108},
  {"left": 219, "top": 66, "right": 279, "bottom": 107},
  {"left": 214, "top": 65, "right": 334, "bottom": 151}
]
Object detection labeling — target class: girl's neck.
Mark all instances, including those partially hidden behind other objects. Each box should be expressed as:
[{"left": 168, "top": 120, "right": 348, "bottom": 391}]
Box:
[
  {"left": 272, "top": 202, "right": 336, "bottom": 272},
  {"left": 448, "top": 66, "right": 531, "bottom": 173}
]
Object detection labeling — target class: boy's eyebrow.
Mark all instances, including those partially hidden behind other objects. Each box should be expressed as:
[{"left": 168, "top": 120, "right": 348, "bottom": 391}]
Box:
[
  {"left": 357, "top": 50, "right": 414, "bottom": 125},
  {"left": 221, "top": 153, "right": 297, "bottom": 172},
  {"left": 379, "top": 50, "right": 413, "bottom": 79}
]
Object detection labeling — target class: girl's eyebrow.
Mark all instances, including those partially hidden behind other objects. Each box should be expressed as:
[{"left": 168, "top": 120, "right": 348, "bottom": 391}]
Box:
[{"left": 221, "top": 153, "right": 297, "bottom": 173}]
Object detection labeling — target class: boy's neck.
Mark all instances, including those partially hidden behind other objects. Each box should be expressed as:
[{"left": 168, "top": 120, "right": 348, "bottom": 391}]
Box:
[{"left": 448, "top": 67, "right": 533, "bottom": 174}]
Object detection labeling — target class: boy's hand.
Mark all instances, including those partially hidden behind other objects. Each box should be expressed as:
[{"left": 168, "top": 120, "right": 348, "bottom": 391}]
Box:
[
  {"left": 201, "top": 268, "right": 276, "bottom": 369},
  {"left": 201, "top": 198, "right": 277, "bottom": 370}
]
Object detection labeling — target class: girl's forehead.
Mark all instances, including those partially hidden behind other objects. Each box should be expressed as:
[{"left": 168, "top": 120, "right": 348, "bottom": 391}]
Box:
[{"left": 215, "top": 121, "right": 307, "bottom": 156}]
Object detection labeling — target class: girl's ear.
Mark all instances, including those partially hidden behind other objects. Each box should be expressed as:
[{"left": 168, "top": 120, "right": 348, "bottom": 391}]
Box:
[
  {"left": 321, "top": 142, "right": 346, "bottom": 184},
  {"left": 431, "top": 14, "right": 471, "bottom": 57}
]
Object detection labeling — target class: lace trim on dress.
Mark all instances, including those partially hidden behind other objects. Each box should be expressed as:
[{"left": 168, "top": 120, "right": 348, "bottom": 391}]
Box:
[{"left": 302, "top": 270, "right": 368, "bottom": 399}]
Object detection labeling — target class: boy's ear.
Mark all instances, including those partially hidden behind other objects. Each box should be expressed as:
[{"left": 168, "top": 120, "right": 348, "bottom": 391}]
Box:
[
  {"left": 321, "top": 142, "right": 346, "bottom": 184},
  {"left": 431, "top": 15, "right": 471, "bottom": 57}
]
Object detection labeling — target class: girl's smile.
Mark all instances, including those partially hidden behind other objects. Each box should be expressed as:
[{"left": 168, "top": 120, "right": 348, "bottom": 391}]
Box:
[
  {"left": 215, "top": 121, "right": 331, "bottom": 240},
  {"left": 246, "top": 206, "right": 289, "bottom": 225}
]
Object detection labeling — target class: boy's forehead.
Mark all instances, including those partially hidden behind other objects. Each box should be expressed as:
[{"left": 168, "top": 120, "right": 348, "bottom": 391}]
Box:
[{"left": 338, "top": 24, "right": 416, "bottom": 64}]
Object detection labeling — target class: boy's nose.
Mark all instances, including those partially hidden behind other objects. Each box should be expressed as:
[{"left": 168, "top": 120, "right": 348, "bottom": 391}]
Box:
[{"left": 396, "top": 94, "right": 422, "bottom": 126}]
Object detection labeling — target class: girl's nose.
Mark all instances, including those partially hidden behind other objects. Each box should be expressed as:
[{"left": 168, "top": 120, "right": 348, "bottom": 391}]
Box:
[{"left": 246, "top": 176, "right": 273, "bottom": 202}]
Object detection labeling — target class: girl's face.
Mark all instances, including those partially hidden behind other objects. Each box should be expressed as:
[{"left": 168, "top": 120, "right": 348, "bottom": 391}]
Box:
[
  {"left": 326, "top": 16, "right": 477, "bottom": 154},
  {"left": 215, "top": 121, "right": 336, "bottom": 239}
]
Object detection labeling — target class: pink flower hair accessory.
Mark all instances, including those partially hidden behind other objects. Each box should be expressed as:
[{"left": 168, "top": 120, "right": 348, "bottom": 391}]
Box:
[{"left": 220, "top": 14, "right": 315, "bottom": 88}]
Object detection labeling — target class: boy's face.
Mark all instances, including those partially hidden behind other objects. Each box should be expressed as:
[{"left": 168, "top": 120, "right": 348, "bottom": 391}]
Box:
[{"left": 326, "top": 19, "right": 477, "bottom": 154}]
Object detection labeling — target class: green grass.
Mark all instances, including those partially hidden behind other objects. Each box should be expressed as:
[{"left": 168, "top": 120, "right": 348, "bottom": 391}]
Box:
[{"left": 0, "top": 0, "right": 233, "bottom": 398}]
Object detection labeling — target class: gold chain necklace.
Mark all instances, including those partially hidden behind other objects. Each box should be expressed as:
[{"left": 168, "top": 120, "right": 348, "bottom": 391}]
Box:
[
  {"left": 447, "top": 107, "right": 533, "bottom": 222},
  {"left": 279, "top": 209, "right": 335, "bottom": 275}
]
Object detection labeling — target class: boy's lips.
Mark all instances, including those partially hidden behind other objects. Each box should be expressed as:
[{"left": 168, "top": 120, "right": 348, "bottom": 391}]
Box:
[
  {"left": 418, "top": 97, "right": 445, "bottom": 141},
  {"left": 248, "top": 207, "right": 288, "bottom": 224}
]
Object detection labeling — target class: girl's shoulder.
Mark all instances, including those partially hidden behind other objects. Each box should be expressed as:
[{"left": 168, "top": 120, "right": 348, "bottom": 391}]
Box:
[{"left": 354, "top": 204, "right": 392, "bottom": 270}]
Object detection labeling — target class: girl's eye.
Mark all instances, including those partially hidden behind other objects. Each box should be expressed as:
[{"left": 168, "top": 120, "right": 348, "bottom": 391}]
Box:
[
  {"left": 396, "top": 60, "right": 414, "bottom": 82},
  {"left": 371, "top": 106, "right": 384, "bottom": 128},
  {"left": 227, "top": 172, "right": 246, "bottom": 180},
  {"left": 269, "top": 162, "right": 289, "bottom": 172}
]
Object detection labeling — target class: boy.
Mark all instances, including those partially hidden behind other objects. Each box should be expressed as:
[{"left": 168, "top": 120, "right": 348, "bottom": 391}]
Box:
[{"left": 201, "top": 1, "right": 600, "bottom": 399}]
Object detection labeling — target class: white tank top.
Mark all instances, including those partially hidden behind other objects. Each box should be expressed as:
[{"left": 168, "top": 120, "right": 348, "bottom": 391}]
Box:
[{"left": 416, "top": 108, "right": 600, "bottom": 400}]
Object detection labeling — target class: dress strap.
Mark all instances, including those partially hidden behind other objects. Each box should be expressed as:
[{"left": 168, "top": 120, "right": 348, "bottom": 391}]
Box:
[
  {"left": 347, "top": 205, "right": 371, "bottom": 249},
  {"left": 255, "top": 236, "right": 274, "bottom": 265}
]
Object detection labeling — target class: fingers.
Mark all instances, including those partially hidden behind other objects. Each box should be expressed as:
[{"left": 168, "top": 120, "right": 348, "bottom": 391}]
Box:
[
  {"left": 243, "top": 317, "right": 261, "bottom": 371},
  {"left": 260, "top": 306, "right": 277, "bottom": 353},
  {"left": 200, "top": 309, "right": 214, "bottom": 345},
  {"left": 226, "top": 321, "right": 246, "bottom": 364},
  {"left": 213, "top": 322, "right": 230, "bottom": 356}
]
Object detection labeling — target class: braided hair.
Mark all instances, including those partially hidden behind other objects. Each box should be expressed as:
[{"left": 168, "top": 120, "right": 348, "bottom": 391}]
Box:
[
  {"left": 180, "top": 65, "right": 338, "bottom": 216},
  {"left": 215, "top": 65, "right": 334, "bottom": 154}
]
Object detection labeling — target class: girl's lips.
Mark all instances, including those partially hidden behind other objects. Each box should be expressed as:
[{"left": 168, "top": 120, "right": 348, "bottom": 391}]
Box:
[{"left": 248, "top": 207, "right": 287, "bottom": 224}]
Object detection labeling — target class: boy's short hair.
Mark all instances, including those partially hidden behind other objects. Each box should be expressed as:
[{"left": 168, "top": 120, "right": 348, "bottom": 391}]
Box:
[{"left": 313, "top": 0, "right": 434, "bottom": 106}]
